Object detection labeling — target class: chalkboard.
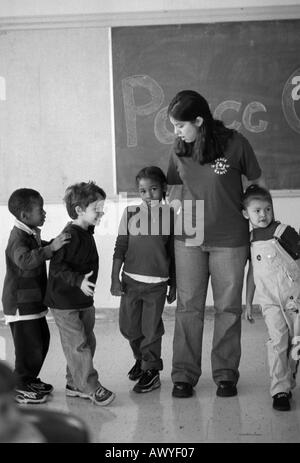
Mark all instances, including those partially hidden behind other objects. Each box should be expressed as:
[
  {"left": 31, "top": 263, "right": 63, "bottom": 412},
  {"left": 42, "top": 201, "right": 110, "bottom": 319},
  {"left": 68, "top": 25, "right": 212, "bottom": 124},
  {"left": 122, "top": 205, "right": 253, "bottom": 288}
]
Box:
[{"left": 112, "top": 20, "right": 300, "bottom": 193}]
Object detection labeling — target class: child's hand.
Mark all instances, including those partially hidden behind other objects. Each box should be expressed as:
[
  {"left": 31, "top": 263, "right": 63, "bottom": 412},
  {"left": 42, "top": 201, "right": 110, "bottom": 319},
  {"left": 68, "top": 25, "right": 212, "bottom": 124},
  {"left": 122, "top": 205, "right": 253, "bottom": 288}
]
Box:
[
  {"left": 50, "top": 232, "right": 71, "bottom": 252},
  {"left": 110, "top": 279, "right": 124, "bottom": 297},
  {"left": 245, "top": 304, "right": 255, "bottom": 323},
  {"left": 80, "top": 271, "right": 96, "bottom": 297},
  {"left": 167, "top": 284, "right": 176, "bottom": 304}
]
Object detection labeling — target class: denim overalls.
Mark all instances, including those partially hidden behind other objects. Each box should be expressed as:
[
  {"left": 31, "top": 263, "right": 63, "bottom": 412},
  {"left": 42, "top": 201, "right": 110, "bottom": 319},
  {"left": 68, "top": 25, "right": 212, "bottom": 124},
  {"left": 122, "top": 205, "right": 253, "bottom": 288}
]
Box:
[{"left": 251, "top": 223, "right": 300, "bottom": 397}]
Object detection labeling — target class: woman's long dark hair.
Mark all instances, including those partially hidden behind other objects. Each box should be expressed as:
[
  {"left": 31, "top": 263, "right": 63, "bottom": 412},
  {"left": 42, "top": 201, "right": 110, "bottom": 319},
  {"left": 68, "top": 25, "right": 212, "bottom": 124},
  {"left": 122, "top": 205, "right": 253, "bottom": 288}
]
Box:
[{"left": 168, "top": 90, "right": 235, "bottom": 164}]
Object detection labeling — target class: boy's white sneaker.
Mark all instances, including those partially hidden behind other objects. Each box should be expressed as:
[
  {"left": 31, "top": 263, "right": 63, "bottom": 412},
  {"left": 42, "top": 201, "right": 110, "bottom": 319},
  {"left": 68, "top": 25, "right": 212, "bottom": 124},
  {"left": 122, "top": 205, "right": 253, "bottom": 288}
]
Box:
[
  {"left": 66, "top": 384, "right": 115, "bottom": 406},
  {"left": 65, "top": 384, "right": 89, "bottom": 398},
  {"left": 90, "top": 385, "right": 115, "bottom": 406}
]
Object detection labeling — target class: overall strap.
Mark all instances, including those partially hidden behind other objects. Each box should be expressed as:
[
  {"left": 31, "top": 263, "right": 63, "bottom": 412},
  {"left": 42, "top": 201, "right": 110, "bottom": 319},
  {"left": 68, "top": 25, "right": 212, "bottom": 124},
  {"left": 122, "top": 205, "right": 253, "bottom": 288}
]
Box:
[{"left": 273, "top": 223, "right": 288, "bottom": 239}]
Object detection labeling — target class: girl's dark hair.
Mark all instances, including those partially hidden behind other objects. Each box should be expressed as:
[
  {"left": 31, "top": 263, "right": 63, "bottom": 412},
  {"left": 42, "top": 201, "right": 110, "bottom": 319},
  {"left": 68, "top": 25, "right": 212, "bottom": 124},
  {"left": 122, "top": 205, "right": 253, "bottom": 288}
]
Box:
[
  {"left": 64, "top": 181, "right": 106, "bottom": 219},
  {"left": 136, "top": 166, "right": 167, "bottom": 199},
  {"left": 167, "top": 90, "right": 235, "bottom": 164},
  {"left": 8, "top": 188, "right": 42, "bottom": 220},
  {"left": 242, "top": 184, "right": 273, "bottom": 209}
]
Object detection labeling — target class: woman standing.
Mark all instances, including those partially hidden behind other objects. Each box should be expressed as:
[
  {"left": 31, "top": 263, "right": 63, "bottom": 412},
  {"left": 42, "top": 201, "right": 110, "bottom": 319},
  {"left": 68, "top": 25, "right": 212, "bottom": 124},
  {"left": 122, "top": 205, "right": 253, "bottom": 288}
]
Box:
[{"left": 167, "top": 90, "right": 264, "bottom": 398}]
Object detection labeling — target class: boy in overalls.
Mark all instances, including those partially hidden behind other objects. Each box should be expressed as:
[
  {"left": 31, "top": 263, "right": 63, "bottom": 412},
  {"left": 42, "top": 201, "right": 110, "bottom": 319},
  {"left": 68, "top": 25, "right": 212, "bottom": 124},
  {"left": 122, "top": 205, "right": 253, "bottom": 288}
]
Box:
[{"left": 243, "top": 185, "right": 300, "bottom": 411}]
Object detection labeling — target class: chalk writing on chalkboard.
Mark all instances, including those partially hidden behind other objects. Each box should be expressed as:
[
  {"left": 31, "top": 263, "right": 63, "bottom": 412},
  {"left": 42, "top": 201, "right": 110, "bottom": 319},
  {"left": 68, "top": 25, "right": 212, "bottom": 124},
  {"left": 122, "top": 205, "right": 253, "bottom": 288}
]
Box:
[
  {"left": 282, "top": 68, "right": 300, "bottom": 133},
  {"left": 122, "top": 70, "right": 300, "bottom": 147},
  {"left": 112, "top": 21, "right": 300, "bottom": 192}
]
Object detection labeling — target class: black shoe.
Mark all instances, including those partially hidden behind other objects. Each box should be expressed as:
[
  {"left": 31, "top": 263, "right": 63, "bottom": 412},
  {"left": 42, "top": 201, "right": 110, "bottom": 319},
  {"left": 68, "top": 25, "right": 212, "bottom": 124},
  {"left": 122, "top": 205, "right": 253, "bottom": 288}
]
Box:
[
  {"left": 128, "top": 360, "right": 143, "bottom": 381},
  {"left": 133, "top": 369, "right": 160, "bottom": 393},
  {"left": 216, "top": 381, "right": 237, "bottom": 397},
  {"left": 15, "top": 385, "right": 48, "bottom": 404},
  {"left": 29, "top": 378, "right": 53, "bottom": 395},
  {"left": 273, "top": 392, "right": 291, "bottom": 411},
  {"left": 172, "top": 382, "right": 193, "bottom": 398}
]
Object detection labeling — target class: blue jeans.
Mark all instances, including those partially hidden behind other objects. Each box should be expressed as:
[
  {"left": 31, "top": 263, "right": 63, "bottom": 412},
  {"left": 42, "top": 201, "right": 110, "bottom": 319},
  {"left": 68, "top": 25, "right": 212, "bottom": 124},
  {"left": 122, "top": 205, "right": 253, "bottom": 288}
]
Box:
[
  {"left": 51, "top": 307, "right": 100, "bottom": 394},
  {"left": 172, "top": 240, "right": 248, "bottom": 387}
]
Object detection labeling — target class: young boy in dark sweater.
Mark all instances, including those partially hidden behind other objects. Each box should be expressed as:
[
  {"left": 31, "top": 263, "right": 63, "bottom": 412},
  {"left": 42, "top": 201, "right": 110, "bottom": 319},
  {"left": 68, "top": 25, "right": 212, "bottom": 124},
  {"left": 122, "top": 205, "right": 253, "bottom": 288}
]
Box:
[
  {"left": 2, "top": 188, "right": 70, "bottom": 404},
  {"left": 45, "top": 181, "right": 115, "bottom": 406}
]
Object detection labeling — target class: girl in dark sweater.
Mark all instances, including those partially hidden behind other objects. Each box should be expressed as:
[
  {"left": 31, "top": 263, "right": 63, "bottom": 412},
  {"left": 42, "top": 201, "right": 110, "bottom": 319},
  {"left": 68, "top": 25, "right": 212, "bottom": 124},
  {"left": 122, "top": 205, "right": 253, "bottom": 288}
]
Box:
[{"left": 111, "top": 167, "right": 176, "bottom": 393}]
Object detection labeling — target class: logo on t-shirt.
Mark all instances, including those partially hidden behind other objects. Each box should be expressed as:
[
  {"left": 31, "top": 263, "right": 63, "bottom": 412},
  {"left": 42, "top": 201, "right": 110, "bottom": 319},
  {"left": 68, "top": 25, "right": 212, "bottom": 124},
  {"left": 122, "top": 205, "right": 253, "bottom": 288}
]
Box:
[{"left": 211, "top": 157, "right": 230, "bottom": 175}]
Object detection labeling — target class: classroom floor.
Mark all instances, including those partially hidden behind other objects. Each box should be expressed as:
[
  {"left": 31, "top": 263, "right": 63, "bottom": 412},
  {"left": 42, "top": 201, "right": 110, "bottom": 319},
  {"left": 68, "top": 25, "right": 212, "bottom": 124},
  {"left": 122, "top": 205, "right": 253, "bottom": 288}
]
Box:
[{"left": 1, "top": 308, "right": 300, "bottom": 444}]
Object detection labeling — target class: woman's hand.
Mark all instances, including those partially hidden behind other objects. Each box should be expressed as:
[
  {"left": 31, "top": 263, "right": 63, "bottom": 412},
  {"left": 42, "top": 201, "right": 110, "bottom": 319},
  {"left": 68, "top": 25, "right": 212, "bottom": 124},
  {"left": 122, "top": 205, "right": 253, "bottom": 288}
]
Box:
[{"left": 245, "top": 304, "right": 255, "bottom": 323}]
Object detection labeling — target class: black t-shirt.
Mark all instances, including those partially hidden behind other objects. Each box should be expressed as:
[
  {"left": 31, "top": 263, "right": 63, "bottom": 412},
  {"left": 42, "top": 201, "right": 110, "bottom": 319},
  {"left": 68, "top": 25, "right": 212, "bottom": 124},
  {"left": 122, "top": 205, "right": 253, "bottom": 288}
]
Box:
[{"left": 167, "top": 131, "right": 261, "bottom": 247}]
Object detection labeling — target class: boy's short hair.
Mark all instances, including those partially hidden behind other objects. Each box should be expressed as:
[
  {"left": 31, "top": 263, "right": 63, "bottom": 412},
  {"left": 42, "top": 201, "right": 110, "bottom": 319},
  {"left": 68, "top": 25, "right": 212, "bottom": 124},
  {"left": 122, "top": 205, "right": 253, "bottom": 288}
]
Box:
[
  {"left": 242, "top": 184, "right": 273, "bottom": 209},
  {"left": 64, "top": 181, "right": 106, "bottom": 219},
  {"left": 8, "top": 188, "right": 42, "bottom": 220}
]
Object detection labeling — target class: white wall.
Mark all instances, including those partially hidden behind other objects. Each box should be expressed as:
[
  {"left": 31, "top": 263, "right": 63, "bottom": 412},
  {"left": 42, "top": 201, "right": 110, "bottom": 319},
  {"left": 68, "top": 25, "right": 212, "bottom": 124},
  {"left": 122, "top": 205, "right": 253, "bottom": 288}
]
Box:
[
  {"left": 1, "top": 0, "right": 299, "bottom": 310},
  {"left": 0, "top": 0, "right": 299, "bottom": 17},
  {"left": 0, "top": 27, "right": 114, "bottom": 204}
]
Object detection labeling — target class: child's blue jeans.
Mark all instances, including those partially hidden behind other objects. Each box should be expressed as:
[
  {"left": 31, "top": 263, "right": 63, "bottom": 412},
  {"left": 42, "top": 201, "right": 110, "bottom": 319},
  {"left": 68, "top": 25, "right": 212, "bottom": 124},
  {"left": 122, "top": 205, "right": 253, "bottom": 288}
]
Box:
[{"left": 51, "top": 306, "right": 100, "bottom": 394}]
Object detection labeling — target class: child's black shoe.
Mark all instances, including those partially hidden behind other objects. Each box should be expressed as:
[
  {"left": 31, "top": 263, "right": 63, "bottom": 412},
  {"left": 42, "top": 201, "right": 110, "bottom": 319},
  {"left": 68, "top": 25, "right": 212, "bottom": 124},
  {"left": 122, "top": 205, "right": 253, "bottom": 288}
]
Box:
[
  {"left": 133, "top": 369, "right": 160, "bottom": 393},
  {"left": 128, "top": 360, "right": 142, "bottom": 381},
  {"left": 29, "top": 378, "right": 53, "bottom": 395},
  {"left": 272, "top": 392, "right": 291, "bottom": 411},
  {"left": 15, "top": 385, "right": 48, "bottom": 404}
]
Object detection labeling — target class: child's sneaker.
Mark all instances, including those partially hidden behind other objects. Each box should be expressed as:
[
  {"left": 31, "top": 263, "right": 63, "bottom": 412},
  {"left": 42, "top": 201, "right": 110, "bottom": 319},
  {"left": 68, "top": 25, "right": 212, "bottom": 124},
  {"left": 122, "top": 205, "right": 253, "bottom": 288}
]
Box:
[
  {"left": 15, "top": 385, "right": 48, "bottom": 404},
  {"left": 29, "top": 378, "right": 53, "bottom": 395},
  {"left": 272, "top": 392, "right": 291, "bottom": 411},
  {"left": 128, "top": 359, "right": 142, "bottom": 381},
  {"left": 133, "top": 369, "right": 160, "bottom": 393},
  {"left": 89, "top": 385, "right": 115, "bottom": 406},
  {"left": 65, "top": 384, "right": 89, "bottom": 398}
]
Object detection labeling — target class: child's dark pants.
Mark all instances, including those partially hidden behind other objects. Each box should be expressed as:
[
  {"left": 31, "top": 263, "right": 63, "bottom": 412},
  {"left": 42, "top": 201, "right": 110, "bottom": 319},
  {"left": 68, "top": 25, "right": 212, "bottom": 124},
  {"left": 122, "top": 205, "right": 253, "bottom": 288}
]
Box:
[
  {"left": 119, "top": 274, "right": 167, "bottom": 371},
  {"left": 9, "top": 317, "right": 50, "bottom": 387}
]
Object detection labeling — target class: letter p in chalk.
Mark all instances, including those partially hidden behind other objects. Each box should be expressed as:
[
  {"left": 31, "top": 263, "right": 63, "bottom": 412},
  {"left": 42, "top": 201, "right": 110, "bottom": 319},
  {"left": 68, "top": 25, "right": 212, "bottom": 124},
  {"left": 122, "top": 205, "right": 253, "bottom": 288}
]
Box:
[{"left": 122, "top": 75, "right": 164, "bottom": 147}]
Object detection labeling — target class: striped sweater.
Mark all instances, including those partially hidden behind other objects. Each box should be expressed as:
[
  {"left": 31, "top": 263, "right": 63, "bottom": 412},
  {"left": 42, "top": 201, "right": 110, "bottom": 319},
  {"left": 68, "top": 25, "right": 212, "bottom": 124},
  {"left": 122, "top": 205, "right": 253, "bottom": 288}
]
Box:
[{"left": 1, "top": 226, "right": 53, "bottom": 316}]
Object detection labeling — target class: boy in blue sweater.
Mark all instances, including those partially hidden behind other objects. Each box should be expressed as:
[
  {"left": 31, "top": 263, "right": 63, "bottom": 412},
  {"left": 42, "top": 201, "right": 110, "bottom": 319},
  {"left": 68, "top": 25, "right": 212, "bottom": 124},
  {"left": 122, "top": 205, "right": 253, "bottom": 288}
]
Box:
[
  {"left": 111, "top": 167, "right": 176, "bottom": 393},
  {"left": 45, "top": 181, "right": 115, "bottom": 406},
  {"left": 2, "top": 188, "right": 70, "bottom": 404}
]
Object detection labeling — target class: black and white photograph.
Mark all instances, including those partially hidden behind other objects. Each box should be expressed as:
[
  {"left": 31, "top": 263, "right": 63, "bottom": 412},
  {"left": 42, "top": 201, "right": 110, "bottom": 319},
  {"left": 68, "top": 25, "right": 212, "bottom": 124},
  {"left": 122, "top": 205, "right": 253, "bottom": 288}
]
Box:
[{"left": 0, "top": 0, "right": 300, "bottom": 450}]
